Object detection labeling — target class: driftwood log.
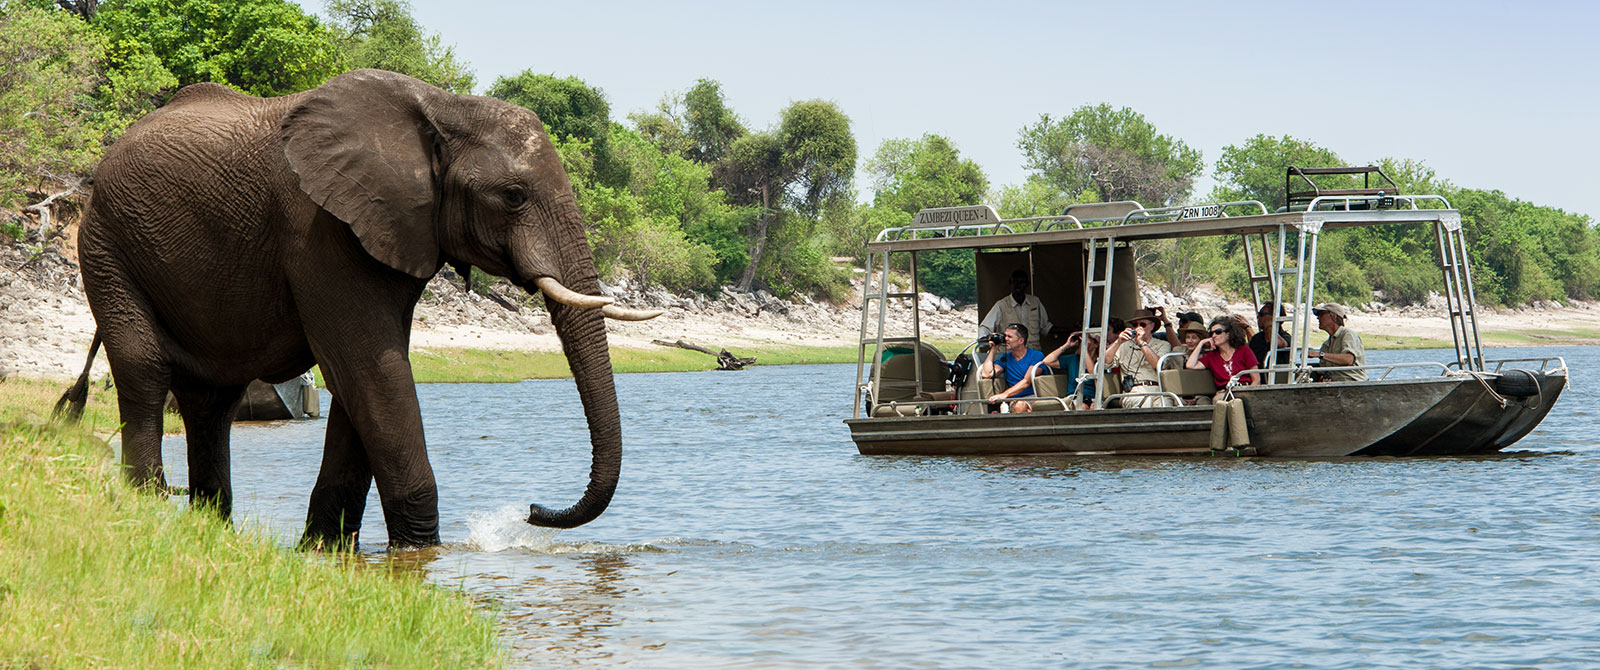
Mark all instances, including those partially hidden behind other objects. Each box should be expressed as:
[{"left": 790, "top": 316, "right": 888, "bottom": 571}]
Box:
[{"left": 650, "top": 339, "right": 756, "bottom": 371}]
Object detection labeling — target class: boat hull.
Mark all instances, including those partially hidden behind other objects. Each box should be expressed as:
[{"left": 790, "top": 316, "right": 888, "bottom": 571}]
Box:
[{"left": 847, "top": 374, "right": 1564, "bottom": 458}]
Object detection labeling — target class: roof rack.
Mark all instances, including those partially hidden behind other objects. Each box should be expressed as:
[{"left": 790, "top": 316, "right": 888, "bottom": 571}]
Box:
[
  {"left": 1285, "top": 165, "right": 1399, "bottom": 210},
  {"left": 876, "top": 199, "right": 1272, "bottom": 243}
]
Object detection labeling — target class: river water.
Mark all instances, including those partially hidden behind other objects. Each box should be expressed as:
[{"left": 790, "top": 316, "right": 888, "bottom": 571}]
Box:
[{"left": 162, "top": 345, "right": 1599, "bottom": 668}]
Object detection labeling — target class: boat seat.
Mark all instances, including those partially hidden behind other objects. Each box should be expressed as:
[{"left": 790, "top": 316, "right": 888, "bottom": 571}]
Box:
[
  {"left": 1160, "top": 368, "right": 1218, "bottom": 397},
  {"left": 1030, "top": 374, "right": 1067, "bottom": 411},
  {"left": 871, "top": 404, "right": 922, "bottom": 417},
  {"left": 871, "top": 343, "right": 948, "bottom": 404}
]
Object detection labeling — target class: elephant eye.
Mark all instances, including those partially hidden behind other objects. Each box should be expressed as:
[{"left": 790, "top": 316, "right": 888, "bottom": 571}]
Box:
[{"left": 503, "top": 187, "right": 528, "bottom": 209}]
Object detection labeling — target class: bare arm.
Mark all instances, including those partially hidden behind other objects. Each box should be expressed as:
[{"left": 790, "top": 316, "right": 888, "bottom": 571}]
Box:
[
  {"left": 1139, "top": 342, "right": 1162, "bottom": 369},
  {"left": 1319, "top": 351, "right": 1357, "bottom": 366},
  {"left": 989, "top": 375, "right": 1034, "bottom": 403},
  {"left": 1041, "top": 334, "right": 1081, "bottom": 369}
]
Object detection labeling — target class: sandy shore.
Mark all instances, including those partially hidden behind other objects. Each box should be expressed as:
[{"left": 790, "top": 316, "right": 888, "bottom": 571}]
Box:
[{"left": 5, "top": 257, "right": 1597, "bottom": 381}]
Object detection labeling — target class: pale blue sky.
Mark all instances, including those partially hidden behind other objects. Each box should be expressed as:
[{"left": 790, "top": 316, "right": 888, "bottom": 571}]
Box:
[{"left": 301, "top": 0, "right": 1600, "bottom": 217}]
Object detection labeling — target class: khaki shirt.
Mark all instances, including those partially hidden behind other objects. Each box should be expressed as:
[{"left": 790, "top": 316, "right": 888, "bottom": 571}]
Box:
[
  {"left": 1112, "top": 337, "right": 1172, "bottom": 384},
  {"left": 980, "top": 294, "right": 1052, "bottom": 350},
  {"left": 1317, "top": 326, "right": 1367, "bottom": 382}
]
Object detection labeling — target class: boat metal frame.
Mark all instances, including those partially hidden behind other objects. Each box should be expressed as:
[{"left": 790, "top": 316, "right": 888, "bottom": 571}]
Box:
[{"left": 849, "top": 174, "right": 1566, "bottom": 457}]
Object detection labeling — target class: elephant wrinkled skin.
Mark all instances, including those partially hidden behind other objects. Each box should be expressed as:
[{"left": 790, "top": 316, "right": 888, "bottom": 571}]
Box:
[{"left": 67, "top": 69, "right": 634, "bottom": 548}]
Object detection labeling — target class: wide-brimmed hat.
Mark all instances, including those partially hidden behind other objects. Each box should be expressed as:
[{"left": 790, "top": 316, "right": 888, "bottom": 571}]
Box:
[
  {"left": 1312, "top": 302, "right": 1349, "bottom": 318},
  {"left": 1179, "top": 324, "right": 1209, "bottom": 339},
  {"left": 1125, "top": 308, "right": 1161, "bottom": 324}
]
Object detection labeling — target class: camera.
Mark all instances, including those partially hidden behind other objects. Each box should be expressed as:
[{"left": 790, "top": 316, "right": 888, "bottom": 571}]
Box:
[{"left": 983, "top": 333, "right": 1006, "bottom": 345}]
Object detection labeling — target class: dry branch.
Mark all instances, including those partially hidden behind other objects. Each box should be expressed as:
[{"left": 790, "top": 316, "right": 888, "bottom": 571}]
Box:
[{"left": 650, "top": 339, "right": 756, "bottom": 370}]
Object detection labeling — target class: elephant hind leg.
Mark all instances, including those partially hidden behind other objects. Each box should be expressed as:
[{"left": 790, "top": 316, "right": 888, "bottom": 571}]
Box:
[
  {"left": 171, "top": 381, "right": 247, "bottom": 519},
  {"left": 301, "top": 398, "right": 373, "bottom": 551}
]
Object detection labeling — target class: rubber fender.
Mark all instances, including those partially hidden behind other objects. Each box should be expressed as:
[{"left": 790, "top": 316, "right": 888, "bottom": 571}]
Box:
[{"left": 1491, "top": 369, "right": 1542, "bottom": 398}]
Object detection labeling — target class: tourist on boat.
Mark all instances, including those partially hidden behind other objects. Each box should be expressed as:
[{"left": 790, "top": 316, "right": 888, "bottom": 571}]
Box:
[
  {"left": 1309, "top": 302, "right": 1367, "bottom": 381},
  {"left": 1186, "top": 316, "right": 1262, "bottom": 394},
  {"left": 1250, "top": 302, "right": 1292, "bottom": 367},
  {"left": 1041, "top": 329, "right": 1100, "bottom": 408},
  {"left": 980, "top": 323, "right": 1046, "bottom": 413},
  {"left": 1175, "top": 323, "right": 1208, "bottom": 356},
  {"left": 978, "top": 269, "right": 1061, "bottom": 350},
  {"left": 1103, "top": 309, "right": 1173, "bottom": 407},
  {"left": 1155, "top": 309, "right": 1203, "bottom": 345}
]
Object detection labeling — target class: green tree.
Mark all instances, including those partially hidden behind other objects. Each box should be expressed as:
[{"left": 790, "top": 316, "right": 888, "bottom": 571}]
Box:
[
  {"left": 95, "top": 0, "right": 343, "bottom": 97},
  {"left": 716, "top": 99, "right": 856, "bottom": 292},
  {"left": 866, "top": 134, "right": 987, "bottom": 215},
  {"left": 1211, "top": 134, "right": 1346, "bottom": 210},
  {"left": 988, "top": 176, "right": 1078, "bottom": 219},
  {"left": 323, "top": 0, "right": 474, "bottom": 93},
  {"left": 487, "top": 71, "right": 628, "bottom": 188},
  {"left": 631, "top": 78, "right": 747, "bottom": 164},
  {"left": 0, "top": 6, "right": 104, "bottom": 208},
  {"left": 864, "top": 134, "right": 988, "bottom": 301},
  {"left": 681, "top": 79, "right": 745, "bottom": 164},
  {"left": 1018, "top": 104, "right": 1202, "bottom": 206}
]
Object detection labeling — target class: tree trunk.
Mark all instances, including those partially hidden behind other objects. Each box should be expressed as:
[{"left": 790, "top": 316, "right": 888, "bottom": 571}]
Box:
[{"left": 735, "top": 184, "right": 770, "bottom": 292}]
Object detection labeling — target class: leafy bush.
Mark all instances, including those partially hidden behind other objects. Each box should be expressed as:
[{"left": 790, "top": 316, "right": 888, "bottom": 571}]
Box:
[{"left": 918, "top": 249, "right": 976, "bottom": 303}]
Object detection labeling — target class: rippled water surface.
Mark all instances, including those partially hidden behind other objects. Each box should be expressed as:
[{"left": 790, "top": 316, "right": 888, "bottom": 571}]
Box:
[{"left": 163, "top": 346, "right": 1600, "bottom": 668}]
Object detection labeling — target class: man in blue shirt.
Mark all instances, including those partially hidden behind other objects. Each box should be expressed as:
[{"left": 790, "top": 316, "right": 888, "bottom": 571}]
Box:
[{"left": 981, "top": 323, "right": 1046, "bottom": 413}]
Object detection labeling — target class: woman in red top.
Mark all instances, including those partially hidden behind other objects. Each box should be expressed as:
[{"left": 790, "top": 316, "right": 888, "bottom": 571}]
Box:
[{"left": 1185, "top": 316, "right": 1261, "bottom": 389}]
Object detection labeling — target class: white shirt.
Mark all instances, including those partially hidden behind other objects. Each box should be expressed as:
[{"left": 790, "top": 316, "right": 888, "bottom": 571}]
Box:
[{"left": 979, "top": 294, "right": 1053, "bottom": 350}]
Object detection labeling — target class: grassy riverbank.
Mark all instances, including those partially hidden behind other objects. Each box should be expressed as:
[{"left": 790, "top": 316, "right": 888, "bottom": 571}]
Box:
[
  {"left": 0, "top": 386, "right": 505, "bottom": 668},
  {"left": 405, "top": 332, "right": 1589, "bottom": 383},
  {"left": 408, "top": 341, "right": 899, "bottom": 382}
]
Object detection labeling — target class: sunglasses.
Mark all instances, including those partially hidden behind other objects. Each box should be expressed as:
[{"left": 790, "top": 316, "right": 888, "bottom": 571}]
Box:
[{"left": 1209, "top": 329, "right": 1227, "bottom": 335}]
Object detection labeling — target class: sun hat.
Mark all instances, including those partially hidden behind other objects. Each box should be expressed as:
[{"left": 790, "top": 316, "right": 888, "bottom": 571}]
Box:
[
  {"left": 1125, "top": 308, "right": 1161, "bottom": 324},
  {"left": 1311, "top": 302, "right": 1349, "bottom": 318}
]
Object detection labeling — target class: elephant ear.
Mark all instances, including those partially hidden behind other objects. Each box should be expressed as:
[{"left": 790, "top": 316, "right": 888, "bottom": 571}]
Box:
[{"left": 282, "top": 69, "right": 448, "bottom": 279}]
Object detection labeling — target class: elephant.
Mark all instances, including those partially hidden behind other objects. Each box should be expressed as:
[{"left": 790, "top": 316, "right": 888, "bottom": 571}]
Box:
[{"left": 57, "top": 69, "right": 659, "bottom": 548}]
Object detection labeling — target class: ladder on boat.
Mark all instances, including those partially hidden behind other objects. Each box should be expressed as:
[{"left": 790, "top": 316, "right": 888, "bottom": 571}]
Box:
[
  {"left": 1241, "top": 229, "right": 1305, "bottom": 384},
  {"left": 852, "top": 249, "right": 926, "bottom": 417},
  {"left": 1080, "top": 236, "right": 1116, "bottom": 406},
  {"left": 1435, "top": 215, "right": 1485, "bottom": 371}
]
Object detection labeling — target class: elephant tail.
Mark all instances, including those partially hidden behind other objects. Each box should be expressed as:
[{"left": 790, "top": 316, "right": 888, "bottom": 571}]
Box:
[{"left": 53, "top": 330, "right": 102, "bottom": 423}]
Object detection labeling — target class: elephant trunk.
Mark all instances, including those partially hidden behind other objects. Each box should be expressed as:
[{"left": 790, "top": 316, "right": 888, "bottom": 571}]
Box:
[{"left": 523, "top": 206, "right": 622, "bottom": 529}]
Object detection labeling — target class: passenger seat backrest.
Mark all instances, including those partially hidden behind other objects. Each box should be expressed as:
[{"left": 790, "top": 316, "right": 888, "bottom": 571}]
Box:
[
  {"left": 1160, "top": 368, "right": 1218, "bottom": 397},
  {"left": 872, "top": 343, "right": 949, "bottom": 404},
  {"left": 1032, "top": 374, "right": 1063, "bottom": 398},
  {"left": 875, "top": 354, "right": 919, "bottom": 403}
]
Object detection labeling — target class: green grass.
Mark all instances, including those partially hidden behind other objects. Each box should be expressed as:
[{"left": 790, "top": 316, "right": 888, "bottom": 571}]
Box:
[
  {"left": 0, "top": 411, "right": 505, "bottom": 668},
  {"left": 408, "top": 342, "right": 874, "bottom": 383},
  {"left": 0, "top": 376, "right": 183, "bottom": 434}
]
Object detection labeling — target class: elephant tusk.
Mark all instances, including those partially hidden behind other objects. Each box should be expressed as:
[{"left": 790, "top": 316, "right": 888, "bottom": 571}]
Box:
[
  {"left": 535, "top": 276, "right": 613, "bottom": 309},
  {"left": 601, "top": 304, "right": 664, "bottom": 321}
]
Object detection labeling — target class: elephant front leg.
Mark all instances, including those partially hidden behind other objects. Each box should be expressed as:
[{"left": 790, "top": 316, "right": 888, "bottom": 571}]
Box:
[
  {"left": 302, "top": 398, "right": 374, "bottom": 550},
  {"left": 306, "top": 349, "right": 441, "bottom": 549}
]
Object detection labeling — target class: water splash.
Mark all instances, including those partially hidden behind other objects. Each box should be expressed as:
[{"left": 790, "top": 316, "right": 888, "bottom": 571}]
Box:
[{"left": 466, "top": 504, "right": 562, "bottom": 552}]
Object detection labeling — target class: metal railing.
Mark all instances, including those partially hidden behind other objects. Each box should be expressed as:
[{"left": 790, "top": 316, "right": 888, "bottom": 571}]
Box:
[
  {"left": 1119, "top": 200, "right": 1270, "bottom": 225},
  {"left": 1224, "top": 361, "right": 1455, "bottom": 389},
  {"left": 874, "top": 221, "right": 1016, "bottom": 243},
  {"left": 1295, "top": 194, "right": 1454, "bottom": 212},
  {"left": 1448, "top": 356, "right": 1568, "bottom": 374},
  {"left": 1104, "top": 391, "right": 1183, "bottom": 407}
]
